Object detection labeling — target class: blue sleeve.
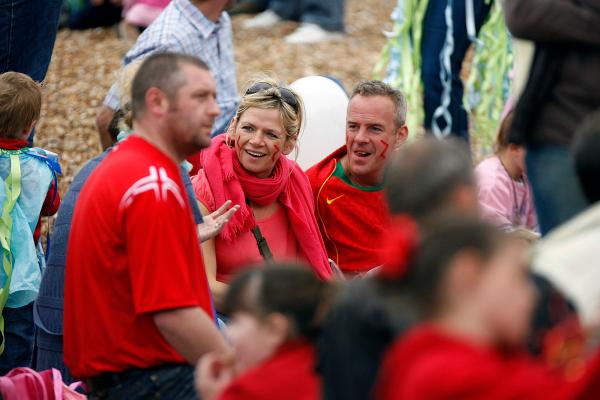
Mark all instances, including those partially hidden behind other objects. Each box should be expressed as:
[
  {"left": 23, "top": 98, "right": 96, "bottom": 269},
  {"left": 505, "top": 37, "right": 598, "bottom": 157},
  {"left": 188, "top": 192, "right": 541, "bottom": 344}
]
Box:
[{"left": 180, "top": 167, "right": 203, "bottom": 224}]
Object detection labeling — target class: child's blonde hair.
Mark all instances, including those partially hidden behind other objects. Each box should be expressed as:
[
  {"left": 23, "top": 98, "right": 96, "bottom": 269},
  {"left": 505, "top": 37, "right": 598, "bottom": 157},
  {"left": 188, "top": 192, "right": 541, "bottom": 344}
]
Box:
[
  {"left": 0, "top": 72, "right": 42, "bottom": 139},
  {"left": 116, "top": 61, "right": 143, "bottom": 132}
]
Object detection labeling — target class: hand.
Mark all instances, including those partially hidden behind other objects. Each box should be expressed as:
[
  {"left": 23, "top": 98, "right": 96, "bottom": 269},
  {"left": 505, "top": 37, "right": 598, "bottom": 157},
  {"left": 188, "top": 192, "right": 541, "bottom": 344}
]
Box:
[
  {"left": 196, "top": 351, "right": 237, "bottom": 400},
  {"left": 198, "top": 200, "right": 240, "bottom": 243}
]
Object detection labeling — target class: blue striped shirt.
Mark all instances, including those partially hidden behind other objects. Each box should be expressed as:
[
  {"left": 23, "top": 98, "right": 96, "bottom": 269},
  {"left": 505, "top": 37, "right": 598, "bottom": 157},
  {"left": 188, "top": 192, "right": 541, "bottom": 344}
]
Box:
[{"left": 104, "top": 0, "right": 238, "bottom": 136}]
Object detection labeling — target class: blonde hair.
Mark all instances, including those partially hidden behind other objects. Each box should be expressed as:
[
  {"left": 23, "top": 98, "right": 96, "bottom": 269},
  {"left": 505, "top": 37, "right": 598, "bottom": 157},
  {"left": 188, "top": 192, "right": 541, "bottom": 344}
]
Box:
[
  {"left": 0, "top": 72, "right": 42, "bottom": 139},
  {"left": 227, "top": 76, "right": 304, "bottom": 146},
  {"left": 116, "top": 61, "right": 143, "bottom": 131}
]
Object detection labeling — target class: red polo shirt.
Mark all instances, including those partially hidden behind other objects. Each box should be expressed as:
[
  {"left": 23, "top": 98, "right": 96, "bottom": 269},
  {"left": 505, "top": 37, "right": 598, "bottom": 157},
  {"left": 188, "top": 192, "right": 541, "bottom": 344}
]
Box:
[
  {"left": 64, "top": 136, "right": 215, "bottom": 378},
  {"left": 306, "top": 146, "right": 391, "bottom": 274}
]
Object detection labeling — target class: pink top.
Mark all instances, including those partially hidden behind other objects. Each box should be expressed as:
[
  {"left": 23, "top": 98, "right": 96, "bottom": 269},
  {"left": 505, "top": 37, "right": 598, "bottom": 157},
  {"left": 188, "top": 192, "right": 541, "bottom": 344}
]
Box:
[
  {"left": 193, "top": 171, "right": 301, "bottom": 283},
  {"left": 474, "top": 155, "right": 538, "bottom": 232},
  {"left": 122, "top": 0, "right": 170, "bottom": 27}
]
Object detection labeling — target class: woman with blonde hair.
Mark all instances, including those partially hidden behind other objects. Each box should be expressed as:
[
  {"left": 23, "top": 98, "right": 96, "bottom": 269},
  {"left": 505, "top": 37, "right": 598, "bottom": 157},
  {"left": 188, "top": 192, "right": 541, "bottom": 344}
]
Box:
[{"left": 192, "top": 77, "right": 332, "bottom": 313}]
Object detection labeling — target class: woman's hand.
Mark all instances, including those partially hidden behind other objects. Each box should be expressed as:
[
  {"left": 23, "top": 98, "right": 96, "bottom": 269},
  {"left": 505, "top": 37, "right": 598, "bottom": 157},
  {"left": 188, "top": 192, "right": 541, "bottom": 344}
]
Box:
[
  {"left": 196, "top": 351, "right": 238, "bottom": 400},
  {"left": 198, "top": 200, "right": 240, "bottom": 243}
]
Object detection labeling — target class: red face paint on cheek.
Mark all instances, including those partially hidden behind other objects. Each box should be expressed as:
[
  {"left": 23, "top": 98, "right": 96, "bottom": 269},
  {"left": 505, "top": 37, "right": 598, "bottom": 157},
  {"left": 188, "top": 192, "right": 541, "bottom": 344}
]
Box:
[
  {"left": 272, "top": 144, "right": 281, "bottom": 162},
  {"left": 380, "top": 140, "right": 390, "bottom": 159}
]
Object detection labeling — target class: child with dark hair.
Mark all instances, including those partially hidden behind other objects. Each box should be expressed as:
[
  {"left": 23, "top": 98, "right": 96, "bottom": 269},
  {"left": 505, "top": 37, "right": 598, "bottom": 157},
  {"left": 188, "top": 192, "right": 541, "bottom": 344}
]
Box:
[
  {"left": 0, "top": 72, "right": 61, "bottom": 373},
  {"left": 377, "top": 218, "right": 600, "bottom": 399},
  {"left": 197, "top": 264, "right": 333, "bottom": 400},
  {"left": 475, "top": 111, "right": 538, "bottom": 235}
]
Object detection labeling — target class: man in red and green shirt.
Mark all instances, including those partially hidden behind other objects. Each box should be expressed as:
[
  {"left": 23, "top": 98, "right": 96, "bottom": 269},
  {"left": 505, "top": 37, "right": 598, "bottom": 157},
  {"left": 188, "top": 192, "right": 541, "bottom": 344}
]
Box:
[{"left": 306, "top": 80, "right": 408, "bottom": 275}]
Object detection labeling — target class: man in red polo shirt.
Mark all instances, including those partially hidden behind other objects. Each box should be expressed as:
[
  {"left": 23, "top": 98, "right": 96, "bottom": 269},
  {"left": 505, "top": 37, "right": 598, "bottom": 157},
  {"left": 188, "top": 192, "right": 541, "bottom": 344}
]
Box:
[
  {"left": 64, "top": 52, "right": 228, "bottom": 399},
  {"left": 306, "top": 80, "right": 408, "bottom": 275}
]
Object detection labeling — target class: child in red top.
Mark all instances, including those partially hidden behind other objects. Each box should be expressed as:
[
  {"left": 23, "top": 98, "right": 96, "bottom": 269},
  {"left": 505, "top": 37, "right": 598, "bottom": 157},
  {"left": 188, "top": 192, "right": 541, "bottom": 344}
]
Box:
[
  {"left": 197, "top": 265, "right": 332, "bottom": 400},
  {"left": 376, "top": 218, "right": 600, "bottom": 399}
]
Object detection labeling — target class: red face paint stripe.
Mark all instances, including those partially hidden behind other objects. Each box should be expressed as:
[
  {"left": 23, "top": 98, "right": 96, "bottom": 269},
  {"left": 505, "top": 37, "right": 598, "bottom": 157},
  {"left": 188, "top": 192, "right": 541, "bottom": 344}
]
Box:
[{"left": 380, "top": 140, "right": 389, "bottom": 159}]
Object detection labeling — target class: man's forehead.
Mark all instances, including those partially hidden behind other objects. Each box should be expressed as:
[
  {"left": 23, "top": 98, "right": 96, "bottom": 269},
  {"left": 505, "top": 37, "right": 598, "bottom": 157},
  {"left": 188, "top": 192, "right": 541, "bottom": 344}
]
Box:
[{"left": 347, "top": 95, "right": 395, "bottom": 122}]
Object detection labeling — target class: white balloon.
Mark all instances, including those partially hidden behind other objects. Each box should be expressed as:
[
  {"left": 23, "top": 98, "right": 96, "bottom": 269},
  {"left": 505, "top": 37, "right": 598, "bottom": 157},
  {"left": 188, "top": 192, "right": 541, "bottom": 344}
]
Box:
[{"left": 289, "top": 76, "right": 348, "bottom": 170}]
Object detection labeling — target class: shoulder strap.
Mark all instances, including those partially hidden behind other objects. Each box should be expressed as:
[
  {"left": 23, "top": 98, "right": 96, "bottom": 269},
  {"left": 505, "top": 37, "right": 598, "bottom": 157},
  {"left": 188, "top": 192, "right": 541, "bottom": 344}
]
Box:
[
  {"left": 0, "top": 154, "right": 22, "bottom": 355},
  {"left": 246, "top": 199, "right": 274, "bottom": 263},
  {"left": 250, "top": 225, "right": 274, "bottom": 263}
]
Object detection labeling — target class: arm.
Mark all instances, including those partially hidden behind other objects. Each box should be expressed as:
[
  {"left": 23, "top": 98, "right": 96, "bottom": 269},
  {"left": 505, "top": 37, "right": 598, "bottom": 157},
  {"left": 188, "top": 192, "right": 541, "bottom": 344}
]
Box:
[
  {"left": 199, "top": 201, "right": 229, "bottom": 312},
  {"left": 474, "top": 163, "right": 515, "bottom": 230},
  {"left": 41, "top": 180, "right": 61, "bottom": 216},
  {"left": 153, "top": 307, "right": 229, "bottom": 365},
  {"left": 96, "top": 105, "right": 117, "bottom": 150},
  {"left": 503, "top": 0, "right": 600, "bottom": 46}
]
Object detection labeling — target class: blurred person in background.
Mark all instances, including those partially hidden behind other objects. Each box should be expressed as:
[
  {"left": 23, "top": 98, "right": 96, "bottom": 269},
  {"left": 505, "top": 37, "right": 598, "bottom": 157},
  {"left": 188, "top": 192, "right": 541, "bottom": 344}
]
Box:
[
  {"left": 96, "top": 0, "right": 238, "bottom": 149},
  {"left": 197, "top": 265, "right": 333, "bottom": 400},
  {"left": 242, "top": 0, "right": 345, "bottom": 44},
  {"left": 376, "top": 217, "right": 600, "bottom": 399},
  {"left": 1, "top": 0, "right": 62, "bottom": 145},
  {"left": 0, "top": 0, "right": 62, "bottom": 83},
  {"left": 319, "top": 138, "right": 479, "bottom": 400},
  {"left": 530, "top": 111, "right": 600, "bottom": 370},
  {"left": 475, "top": 110, "right": 538, "bottom": 236},
  {"left": 505, "top": 0, "right": 600, "bottom": 235},
  {"left": 62, "top": 0, "right": 122, "bottom": 30}
]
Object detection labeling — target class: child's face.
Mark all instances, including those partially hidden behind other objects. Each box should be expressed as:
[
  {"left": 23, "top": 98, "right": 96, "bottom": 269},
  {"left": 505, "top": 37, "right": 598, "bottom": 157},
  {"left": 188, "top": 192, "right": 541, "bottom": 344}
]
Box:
[
  {"left": 226, "top": 311, "right": 284, "bottom": 372},
  {"left": 474, "top": 241, "right": 537, "bottom": 348}
]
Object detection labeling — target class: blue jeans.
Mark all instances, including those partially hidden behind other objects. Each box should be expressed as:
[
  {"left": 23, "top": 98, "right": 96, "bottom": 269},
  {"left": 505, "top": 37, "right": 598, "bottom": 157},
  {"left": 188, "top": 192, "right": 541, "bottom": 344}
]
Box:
[
  {"left": 526, "top": 145, "right": 589, "bottom": 236},
  {"left": 0, "top": 0, "right": 62, "bottom": 82},
  {"left": 89, "top": 364, "right": 197, "bottom": 400},
  {"left": 270, "top": 0, "right": 345, "bottom": 32},
  {"left": 421, "top": 0, "right": 492, "bottom": 141},
  {"left": 0, "top": 0, "right": 62, "bottom": 146},
  {"left": 0, "top": 303, "right": 34, "bottom": 375}
]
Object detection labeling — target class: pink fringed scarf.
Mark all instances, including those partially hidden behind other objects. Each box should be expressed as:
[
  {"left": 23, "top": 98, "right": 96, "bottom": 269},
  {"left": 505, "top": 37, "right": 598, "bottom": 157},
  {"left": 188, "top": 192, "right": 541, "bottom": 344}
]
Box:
[{"left": 199, "top": 135, "right": 332, "bottom": 280}]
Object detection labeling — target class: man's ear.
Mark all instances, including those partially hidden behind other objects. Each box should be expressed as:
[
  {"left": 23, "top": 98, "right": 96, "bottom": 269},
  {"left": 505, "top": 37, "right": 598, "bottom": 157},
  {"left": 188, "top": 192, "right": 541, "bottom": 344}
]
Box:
[
  {"left": 145, "top": 87, "right": 169, "bottom": 116},
  {"left": 394, "top": 124, "right": 409, "bottom": 149}
]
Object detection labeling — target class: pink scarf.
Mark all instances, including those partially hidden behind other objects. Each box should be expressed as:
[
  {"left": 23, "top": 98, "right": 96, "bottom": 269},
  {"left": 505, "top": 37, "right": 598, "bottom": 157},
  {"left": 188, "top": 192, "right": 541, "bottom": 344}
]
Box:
[{"left": 199, "top": 135, "right": 332, "bottom": 280}]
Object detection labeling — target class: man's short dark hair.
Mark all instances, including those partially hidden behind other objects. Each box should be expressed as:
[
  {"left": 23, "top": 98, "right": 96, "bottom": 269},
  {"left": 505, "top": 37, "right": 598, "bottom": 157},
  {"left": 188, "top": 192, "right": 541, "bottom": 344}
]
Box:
[
  {"left": 350, "top": 80, "right": 407, "bottom": 128},
  {"left": 384, "top": 137, "right": 474, "bottom": 221},
  {"left": 573, "top": 110, "right": 600, "bottom": 203},
  {"left": 131, "top": 52, "right": 210, "bottom": 119}
]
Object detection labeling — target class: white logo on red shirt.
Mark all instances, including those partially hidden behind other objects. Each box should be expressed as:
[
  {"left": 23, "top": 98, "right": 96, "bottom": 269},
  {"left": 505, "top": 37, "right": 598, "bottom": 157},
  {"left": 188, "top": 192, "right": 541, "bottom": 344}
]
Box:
[{"left": 119, "top": 166, "right": 185, "bottom": 210}]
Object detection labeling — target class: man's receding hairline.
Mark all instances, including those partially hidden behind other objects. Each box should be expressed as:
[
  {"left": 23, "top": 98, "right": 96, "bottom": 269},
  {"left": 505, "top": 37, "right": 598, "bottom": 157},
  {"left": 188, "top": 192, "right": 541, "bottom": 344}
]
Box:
[{"left": 348, "top": 93, "right": 402, "bottom": 127}]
